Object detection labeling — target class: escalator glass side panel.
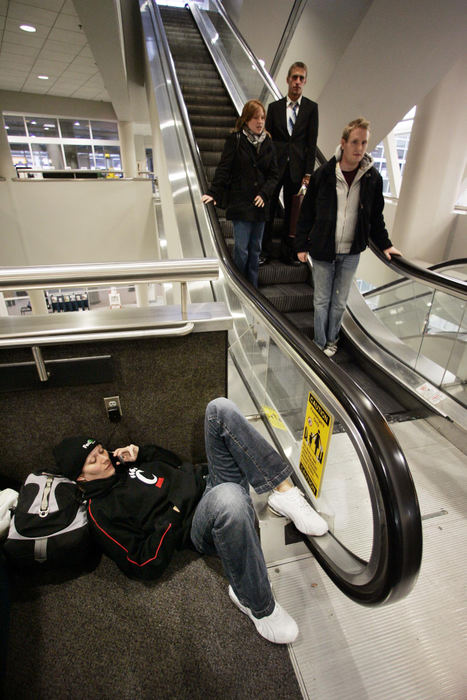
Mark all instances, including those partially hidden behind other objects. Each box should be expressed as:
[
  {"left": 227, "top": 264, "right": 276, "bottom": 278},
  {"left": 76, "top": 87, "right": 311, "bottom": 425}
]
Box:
[
  {"left": 363, "top": 272, "right": 466, "bottom": 407},
  {"left": 190, "top": 0, "right": 280, "bottom": 111}
]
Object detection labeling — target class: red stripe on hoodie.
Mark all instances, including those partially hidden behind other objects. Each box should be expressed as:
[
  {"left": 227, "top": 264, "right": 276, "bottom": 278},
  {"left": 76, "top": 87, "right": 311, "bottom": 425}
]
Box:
[{"left": 88, "top": 500, "right": 172, "bottom": 567}]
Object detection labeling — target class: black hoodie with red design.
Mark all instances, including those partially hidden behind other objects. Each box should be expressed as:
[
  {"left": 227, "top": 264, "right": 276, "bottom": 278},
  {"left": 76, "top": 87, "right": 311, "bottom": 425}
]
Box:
[{"left": 80, "top": 444, "right": 206, "bottom": 580}]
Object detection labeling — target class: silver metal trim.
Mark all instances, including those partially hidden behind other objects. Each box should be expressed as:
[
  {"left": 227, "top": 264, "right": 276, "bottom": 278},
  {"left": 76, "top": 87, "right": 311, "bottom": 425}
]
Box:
[
  {"left": 1, "top": 323, "right": 195, "bottom": 348},
  {"left": 189, "top": 2, "right": 246, "bottom": 114},
  {"left": 195, "top": 0, "right": 282, "bottom": 101},
  {"left": 0, "top": 258, "right": 219, "bottom": 291},
  {"left": 32, "top": 345, "right": 49, "bottom": 381}
]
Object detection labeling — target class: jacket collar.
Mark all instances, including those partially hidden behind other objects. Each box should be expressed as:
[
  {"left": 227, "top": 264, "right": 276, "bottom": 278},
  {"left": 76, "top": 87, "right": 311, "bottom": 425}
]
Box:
[{"left": 334, "top": 144, "right": 374, "bottom": 174}]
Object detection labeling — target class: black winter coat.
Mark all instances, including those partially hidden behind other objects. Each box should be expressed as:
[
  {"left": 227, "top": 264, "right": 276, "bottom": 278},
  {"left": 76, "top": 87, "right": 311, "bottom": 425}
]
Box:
[
  {"left": 81, "top": 444, "right": 205, "bottom": 580},
  {"left": 208, "top": 131, "right": 279, "bottom": 222},
  {"left": 295, "top": 156, "right": 392, "bottom": 260}
]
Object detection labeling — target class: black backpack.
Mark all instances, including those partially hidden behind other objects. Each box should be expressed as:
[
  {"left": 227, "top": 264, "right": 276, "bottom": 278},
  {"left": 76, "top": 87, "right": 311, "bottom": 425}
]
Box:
[{"left": 3, "top": 472, "right": 91, "bottom": 569}]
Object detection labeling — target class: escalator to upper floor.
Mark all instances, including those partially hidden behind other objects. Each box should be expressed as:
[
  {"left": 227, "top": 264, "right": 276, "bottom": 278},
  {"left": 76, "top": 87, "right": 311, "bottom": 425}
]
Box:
[
  {"left": 158, "top": 3, "right": 466, "bottom": 431},
  {"left": 139, "top": 0, "right": 466, "bottom": 609}
]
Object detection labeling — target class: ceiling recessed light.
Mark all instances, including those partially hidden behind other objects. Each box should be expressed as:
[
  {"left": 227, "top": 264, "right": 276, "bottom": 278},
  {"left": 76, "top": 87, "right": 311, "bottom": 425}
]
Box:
[
  {"left": 20, "top": 24, "right": 36, "bottom": 33},
  {"left": 37, "top": 75, "right": 49, "bottom": 80}
]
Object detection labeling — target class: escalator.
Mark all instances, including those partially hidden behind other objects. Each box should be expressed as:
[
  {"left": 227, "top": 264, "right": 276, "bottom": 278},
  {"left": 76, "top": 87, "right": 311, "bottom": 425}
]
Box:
[
  {"left": 140, "top": 0, "right": 424, "bottom": 610},
  {"left": 158, "top": 4, "right": 466, "bottom": 430}
]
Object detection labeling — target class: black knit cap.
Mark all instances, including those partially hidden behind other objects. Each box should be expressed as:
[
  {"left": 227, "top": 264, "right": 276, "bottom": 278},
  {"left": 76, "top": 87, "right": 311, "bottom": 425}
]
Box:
[{"left": 52, "top": 436, "right": 99, "bottom": 481}]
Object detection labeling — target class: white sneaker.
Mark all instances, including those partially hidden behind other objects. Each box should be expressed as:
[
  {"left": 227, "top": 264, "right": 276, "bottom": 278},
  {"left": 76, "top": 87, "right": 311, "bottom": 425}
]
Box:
[
  {"left": 228, "top": 586, "right": 298, "bottom": 644},
  {"left": 268, "top": 486, "right": 328, "bottom": 536},
  {"left": 324, "top": 342, "right": 338, "bottom": 357}
]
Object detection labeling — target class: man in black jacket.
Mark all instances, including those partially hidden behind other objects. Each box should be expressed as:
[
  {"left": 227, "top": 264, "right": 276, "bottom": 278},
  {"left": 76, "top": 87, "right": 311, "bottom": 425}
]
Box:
[
  {"left": 261, "top": 62, "right": 319, "bottom": 265},
  {"left": 295, "top": 117, "right": 401, "bottom": 356},
  {"left": 52, "top": 397, "right": 328, "bottom": 644}
]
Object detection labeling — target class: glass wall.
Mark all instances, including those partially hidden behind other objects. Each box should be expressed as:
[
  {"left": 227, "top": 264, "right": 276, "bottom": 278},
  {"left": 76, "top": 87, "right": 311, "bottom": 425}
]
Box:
[{"left": 3, "top": 113, "right": 122, "bottom": 173}]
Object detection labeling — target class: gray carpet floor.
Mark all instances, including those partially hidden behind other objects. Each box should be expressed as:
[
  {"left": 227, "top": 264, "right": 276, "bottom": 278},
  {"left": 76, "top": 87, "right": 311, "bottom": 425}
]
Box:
[{"left": 4, "top": 549, "right": 302, "bottom": 699}]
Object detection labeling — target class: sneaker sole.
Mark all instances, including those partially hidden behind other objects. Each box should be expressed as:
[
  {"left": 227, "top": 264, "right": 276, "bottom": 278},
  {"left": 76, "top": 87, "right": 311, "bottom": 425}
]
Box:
[
  {"left": 267, "top": 502, "right": 288, "bottom": 518},
  {"left": 267, "top": 502, "right": 329, "bottom": 536}
]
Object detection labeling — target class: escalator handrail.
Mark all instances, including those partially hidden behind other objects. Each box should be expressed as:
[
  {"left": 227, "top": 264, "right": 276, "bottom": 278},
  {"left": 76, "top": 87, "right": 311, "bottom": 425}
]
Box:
[
  {"left": 144, "top": 0, "right": 422, "bottom": 605},
  {"left": 363, "top": 256, "right": 467, "bottom": 298},
  {"left": 429, "top": 257, "right": 467, "bottom": 273},
  {"left": 369, "top": 243, "right": 467, "bottom": 301}
]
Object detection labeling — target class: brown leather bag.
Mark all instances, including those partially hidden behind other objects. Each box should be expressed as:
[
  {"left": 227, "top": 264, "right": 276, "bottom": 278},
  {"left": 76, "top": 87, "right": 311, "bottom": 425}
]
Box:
[{"left": 289, "top": 185, "right": 307, "bottom": 237}]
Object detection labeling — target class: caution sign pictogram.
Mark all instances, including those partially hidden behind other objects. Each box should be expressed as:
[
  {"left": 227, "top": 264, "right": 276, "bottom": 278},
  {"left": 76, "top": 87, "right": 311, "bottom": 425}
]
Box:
[
  {"left": 262, "top": 405, "right": 287, "bottom": 431},
  {"left": 299, "top": 392, "right": 334, "bottom": 496}
]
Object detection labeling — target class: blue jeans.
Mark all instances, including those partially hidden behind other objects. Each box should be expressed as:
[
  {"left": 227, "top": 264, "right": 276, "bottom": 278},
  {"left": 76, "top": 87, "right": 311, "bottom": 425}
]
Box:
[
  {"left": 232, "top": 220, "right": 265, "bottom": 287},
  {"left": 312, "top": 254, "right": 360, "bottom": 349},
  {"left": 191, "top": 398, "right": 292, "bottom": 618}
]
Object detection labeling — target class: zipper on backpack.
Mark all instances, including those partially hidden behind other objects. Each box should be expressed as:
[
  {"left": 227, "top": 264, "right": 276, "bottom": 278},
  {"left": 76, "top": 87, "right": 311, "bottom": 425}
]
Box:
[{"left": 39, "top": 475, "right": 54, "bottom": 518}]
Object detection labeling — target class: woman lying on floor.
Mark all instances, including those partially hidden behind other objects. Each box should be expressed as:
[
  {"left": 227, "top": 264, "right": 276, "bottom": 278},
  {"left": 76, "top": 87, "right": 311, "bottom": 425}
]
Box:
[{"left": 52, "top": 398, "right": 328, "bottom": 645}]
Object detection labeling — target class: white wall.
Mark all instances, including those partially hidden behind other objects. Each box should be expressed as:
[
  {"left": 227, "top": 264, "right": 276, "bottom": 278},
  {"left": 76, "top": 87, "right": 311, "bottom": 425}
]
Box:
[
  {"left": 274, "top": 0, "right": 371, "bottom": 110},
  {"left": 0, "top": 180, "right": 158, "bottom": 266},
  {"left": 239, "top": 0, "right": 466, "bottom": 158},
  {"left": 392, "top": 55, "right": 467, "bottom": 262},
  {"left": 447, "top": 214, "right": 467, "bottom": 261},
  {"left": 0, "top": 90, "right": 116, "bottom": 120},
  {"left": 312, "top": 0, "right": 467, "bottom": 155}
]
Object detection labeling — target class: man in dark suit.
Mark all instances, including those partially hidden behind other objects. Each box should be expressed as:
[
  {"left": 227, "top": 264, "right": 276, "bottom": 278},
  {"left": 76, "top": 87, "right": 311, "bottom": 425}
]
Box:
[{"left": 261, "top": 62, "right": 319, "bottom": 265}]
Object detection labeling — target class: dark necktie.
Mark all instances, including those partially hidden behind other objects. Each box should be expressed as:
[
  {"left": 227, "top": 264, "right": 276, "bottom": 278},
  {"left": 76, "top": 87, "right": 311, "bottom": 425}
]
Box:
[{"left": 288, "top": 102, "right": 298, "bottom": 135}]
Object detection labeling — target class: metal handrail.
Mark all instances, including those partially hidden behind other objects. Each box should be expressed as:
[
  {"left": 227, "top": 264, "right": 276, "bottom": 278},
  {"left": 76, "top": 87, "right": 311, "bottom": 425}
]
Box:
[
  {"left": 0, "top": 323, "right": 195, "bottom": 349},
  {"left": 0, "top": 258, "right": 219, "bottom": 292}
]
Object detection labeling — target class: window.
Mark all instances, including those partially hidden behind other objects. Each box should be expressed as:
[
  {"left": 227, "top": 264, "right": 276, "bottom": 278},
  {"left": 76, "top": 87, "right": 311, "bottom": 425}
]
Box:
[
  {"left": 4, "top": 115, "right": 26, "bottom": 137},
  {"left": 371, "top": 107, "right": 416, "bottom": 197},
  {"left": 26, "top": 116, "right": 59, "bottom": 138},
  {"left": 90, "top": 120, "right": 119, "bottom": 140},
  {"left": 4, "top": 112, "right": 121, "bottom": 173},
  {"left": 63, "top": 144, "right": 94, "bottom": 169},
  {"left": 59, "top": 119, "right": 91, "bottom": 139},
  {"left": 31, "top": 143, "right": 64, "bottom": 170},
  {"left": 94, "top": 145, "right": 122, "bottom": 170},
  {"left": 10, "top": 142, "right": 33, "bottom": 168}
]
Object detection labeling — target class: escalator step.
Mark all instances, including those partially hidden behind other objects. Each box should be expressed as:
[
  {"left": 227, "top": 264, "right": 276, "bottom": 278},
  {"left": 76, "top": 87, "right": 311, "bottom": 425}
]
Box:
[
  {"left": 178, "top": 78, "right": 223, "bottom": 90},
  {"left": 284, "top": 311, "right": 314, "bottom": 338},
  {"left": 197, "top": 137, "right": 226, "bottom": 151},
  {"left": 200, "top": 152, "right": 223, "bottom": 167},
  {"left": 185, "top": 95, "right": 232, "bottom": 107},
  {"left": 183, "top": 86, "right": 228, "bottom": 99},
  {"left": 175, "top": 64, "right": 219, "bottom": 76},
  {"left": 187, "top": 104, "right": 235, "bottom": 117},
  {"left": 259, "top": 260, "right": 310, "bottom": 285},
  {"left": 194, "top": 126, "right": 231, "bottom": 139},
  {"left": 260, "top": 283, "right": 314, "bottom": 313},
  {"left": 191, "top": 115, "right": 236, "bottom": 128}
]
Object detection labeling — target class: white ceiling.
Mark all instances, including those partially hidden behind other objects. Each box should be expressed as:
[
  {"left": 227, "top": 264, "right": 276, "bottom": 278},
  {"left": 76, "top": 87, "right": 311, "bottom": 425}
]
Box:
[{"left": 0, "top": 0, "right": 110, "bottom": 101}]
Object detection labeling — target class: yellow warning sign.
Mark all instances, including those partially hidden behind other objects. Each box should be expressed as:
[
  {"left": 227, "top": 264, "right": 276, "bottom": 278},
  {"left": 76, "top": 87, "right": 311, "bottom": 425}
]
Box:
[
  {"left": 262, "top": 405, "right": 287, "bottom": 431},
  {"left": 299, "top": 392, "right": 334, "bottom": 496}
]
